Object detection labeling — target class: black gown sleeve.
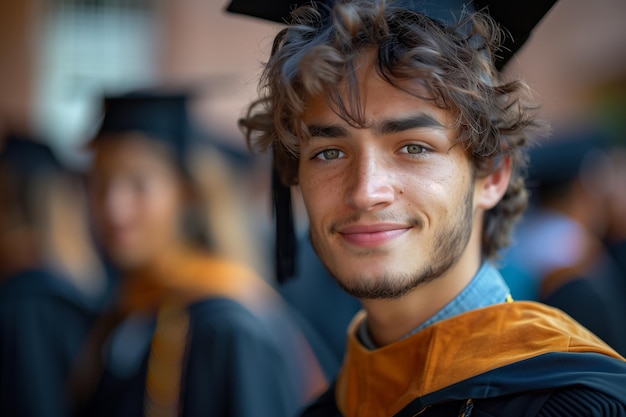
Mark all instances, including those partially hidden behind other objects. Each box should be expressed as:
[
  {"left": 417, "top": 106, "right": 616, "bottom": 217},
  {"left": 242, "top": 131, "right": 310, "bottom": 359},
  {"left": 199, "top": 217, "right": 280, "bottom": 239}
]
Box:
[
  {"left": 537, "top": 387, "right": 626, "bottom": 417},
  {"left": 183, "top": 298, "right": 315, "bottom": 417},
  {"left": 299, "top": 382, "right": 341, "bottom": 417},
  {"left": 0, "top": 270, "right": 92, "bottom": 417}
]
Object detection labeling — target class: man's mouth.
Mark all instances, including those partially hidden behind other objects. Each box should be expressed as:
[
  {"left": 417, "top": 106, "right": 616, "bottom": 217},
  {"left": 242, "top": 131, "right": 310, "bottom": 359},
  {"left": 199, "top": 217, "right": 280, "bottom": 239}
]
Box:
[{"left": 337, "top": 223, "right": 411, "bottom": 247}]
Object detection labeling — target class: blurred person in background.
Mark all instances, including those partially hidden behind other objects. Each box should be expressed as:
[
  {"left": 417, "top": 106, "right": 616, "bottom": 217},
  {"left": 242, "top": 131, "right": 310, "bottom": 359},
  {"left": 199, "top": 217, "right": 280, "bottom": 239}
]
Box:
[
  {"left": 0, "top": 133, "right": 103, "bottom": 417},
  {"left": 500, "top": 127, "right": 626, "bottom": 354},
  {"left": 71, "top": 91, "right": 327, "bottom": 417},
  {"left": 605, "top": 146, "right": 626, "bottom": 279}
]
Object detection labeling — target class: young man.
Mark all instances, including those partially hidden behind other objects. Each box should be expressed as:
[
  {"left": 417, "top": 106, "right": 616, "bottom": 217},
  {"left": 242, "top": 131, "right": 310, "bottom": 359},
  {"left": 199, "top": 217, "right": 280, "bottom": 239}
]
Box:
[{"left": 240, "top": 1, "right": 626, "bottom": 415}]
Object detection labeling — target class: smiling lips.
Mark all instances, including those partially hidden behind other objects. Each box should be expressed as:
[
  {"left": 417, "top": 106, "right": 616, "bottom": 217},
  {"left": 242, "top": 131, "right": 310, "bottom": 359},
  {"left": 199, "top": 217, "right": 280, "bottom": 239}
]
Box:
[{"left": 338, "top": 223, "right": 411, "bottom": 247}]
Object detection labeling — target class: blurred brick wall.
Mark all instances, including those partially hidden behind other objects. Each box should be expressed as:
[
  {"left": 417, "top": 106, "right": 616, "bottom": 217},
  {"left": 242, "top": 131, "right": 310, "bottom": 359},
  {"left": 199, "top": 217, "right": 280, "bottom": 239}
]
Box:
[{"left": 0, "top": 1, "right": 41, "bottom": 131}]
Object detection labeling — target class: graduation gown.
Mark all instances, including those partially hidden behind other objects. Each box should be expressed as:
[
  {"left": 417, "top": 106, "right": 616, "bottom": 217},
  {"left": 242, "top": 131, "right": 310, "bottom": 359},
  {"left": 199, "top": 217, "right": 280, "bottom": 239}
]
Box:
[
  {"left": 302, "top": 302, "right": 626, "bottom": 416},
  {"left": 0, "top": 269, "right": 94, "bottom": 417},
  {"left": 75, "top": 253, "right": 327, "bottom": 417}
]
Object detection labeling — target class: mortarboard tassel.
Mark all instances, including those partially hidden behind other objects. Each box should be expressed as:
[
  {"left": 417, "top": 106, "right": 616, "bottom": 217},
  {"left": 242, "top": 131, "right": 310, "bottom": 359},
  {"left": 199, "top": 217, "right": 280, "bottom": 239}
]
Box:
[{"left": 272, "top": 163, "right": 298, "bottom": 284}]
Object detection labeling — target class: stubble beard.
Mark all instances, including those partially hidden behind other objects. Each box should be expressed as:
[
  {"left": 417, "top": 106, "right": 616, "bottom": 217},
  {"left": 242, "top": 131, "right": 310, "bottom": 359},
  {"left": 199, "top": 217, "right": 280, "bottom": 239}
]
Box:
[{"left": 313, "top": 187, "right": 475, "bottom": 300}]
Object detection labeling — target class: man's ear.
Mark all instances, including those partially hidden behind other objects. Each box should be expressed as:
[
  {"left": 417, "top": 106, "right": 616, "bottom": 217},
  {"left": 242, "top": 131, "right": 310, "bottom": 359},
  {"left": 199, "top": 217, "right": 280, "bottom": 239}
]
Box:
[{"left": 475, "top": 155, "right": 512, "bottom": 210}]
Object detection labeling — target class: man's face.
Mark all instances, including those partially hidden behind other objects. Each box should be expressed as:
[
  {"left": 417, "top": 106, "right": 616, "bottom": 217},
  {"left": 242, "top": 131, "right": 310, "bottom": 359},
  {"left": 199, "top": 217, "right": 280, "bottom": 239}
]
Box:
[{"left": 298, "top": 61, "right": 486, "bottom": 300}]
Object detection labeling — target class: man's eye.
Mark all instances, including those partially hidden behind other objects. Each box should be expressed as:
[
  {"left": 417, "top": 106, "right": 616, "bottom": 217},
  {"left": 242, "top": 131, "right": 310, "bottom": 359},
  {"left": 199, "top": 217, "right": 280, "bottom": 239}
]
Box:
[
  {"left": 402, "top": 144, "right": 426, "bottom": 155},
  {"left": 315, "top": 149, "right": 344, "bottom": 160}
]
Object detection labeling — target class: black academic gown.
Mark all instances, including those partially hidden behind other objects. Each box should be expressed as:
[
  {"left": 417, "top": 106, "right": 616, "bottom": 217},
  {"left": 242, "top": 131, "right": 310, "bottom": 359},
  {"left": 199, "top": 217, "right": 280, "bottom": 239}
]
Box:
[
  {"left": 80, "top": 297, "right": 324, "bottom": 417},
  {"left": 0, "top": 269, "right": 94, "bottom": 417},
  {"left": 302, "top": 302, "right": 626, "bottom": 417},
  {"left": 75, "top": 253, "right": 329, "bottom": 417}
]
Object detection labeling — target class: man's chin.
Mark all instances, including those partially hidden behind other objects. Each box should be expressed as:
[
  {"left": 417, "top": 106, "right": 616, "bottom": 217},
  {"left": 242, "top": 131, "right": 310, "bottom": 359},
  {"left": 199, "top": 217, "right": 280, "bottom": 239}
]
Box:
[
  {"left": 327, "top": 266, "right": 422, "bottom": 300},
  {"left": 334, "top": 277, "right": 419, "bottom": 300}
]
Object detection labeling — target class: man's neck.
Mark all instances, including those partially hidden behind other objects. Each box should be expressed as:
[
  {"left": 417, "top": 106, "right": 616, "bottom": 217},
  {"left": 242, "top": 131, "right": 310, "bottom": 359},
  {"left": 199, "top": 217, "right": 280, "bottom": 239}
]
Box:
[{"left": 361, "top": 251, "right": 481, "bottom": 347}]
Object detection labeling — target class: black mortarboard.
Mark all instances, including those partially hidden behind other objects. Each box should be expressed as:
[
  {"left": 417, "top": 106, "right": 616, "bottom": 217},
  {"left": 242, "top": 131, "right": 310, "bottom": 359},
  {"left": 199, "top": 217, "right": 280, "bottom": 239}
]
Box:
[
  {"left": 226, "top": 0, "right": 557, "bottom": 71},
  {"left": 93, "top": 91, "right": 192, "bottom": 175},
  {"left": 227, "top": 0, "right": 557, "bottom": 283},
  {"left": 0, "top": 134, "right": 65, "bottom": 225},
  {"left": 0, "top": 133, "right": 63, "bottom": 176},
  {"left": 527, "top": 127, "right": 610, "bottom": 191}
]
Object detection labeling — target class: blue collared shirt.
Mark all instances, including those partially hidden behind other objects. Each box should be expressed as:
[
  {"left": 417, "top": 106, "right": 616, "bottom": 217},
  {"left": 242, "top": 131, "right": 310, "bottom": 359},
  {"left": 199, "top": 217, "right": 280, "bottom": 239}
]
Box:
[{"left": 358, "top": 262, "right": 511, "bottom": 349}]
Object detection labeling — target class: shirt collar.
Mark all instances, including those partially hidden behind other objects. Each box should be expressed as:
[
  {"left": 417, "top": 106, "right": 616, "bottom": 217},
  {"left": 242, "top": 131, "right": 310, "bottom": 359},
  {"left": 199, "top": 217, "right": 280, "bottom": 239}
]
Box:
[{"left": 358, "top": 262, "right": 511, "bottom": 349}]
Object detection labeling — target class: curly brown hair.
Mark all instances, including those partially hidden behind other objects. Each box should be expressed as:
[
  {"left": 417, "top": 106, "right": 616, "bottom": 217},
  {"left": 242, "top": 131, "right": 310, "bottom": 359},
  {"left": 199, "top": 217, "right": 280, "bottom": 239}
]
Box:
[{"left": 240, "top": 0, "right": 544, "bottom": 259}]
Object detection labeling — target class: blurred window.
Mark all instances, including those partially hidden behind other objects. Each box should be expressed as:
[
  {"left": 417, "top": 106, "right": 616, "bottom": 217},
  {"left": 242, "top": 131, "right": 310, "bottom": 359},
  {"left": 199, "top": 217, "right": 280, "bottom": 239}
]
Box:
[{"left": 35, "top": 0, "right": 160, "bottom": 166}]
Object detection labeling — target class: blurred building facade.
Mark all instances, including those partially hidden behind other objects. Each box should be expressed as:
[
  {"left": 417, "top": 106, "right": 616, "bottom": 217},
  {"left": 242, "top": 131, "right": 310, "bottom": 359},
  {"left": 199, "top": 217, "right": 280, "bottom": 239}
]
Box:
[
  {"left": 2, "top": 0, "right": 625, "bottom": 159},
  {"left": 0, "top": 0, "right": 278, "bottom": 165}
]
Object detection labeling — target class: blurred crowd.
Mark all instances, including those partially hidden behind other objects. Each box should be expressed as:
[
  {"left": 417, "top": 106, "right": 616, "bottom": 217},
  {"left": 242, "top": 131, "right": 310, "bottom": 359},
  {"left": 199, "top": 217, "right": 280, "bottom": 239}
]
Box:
[
  {"left": 1, "top": 84, "right": 625, "bottom": 417},
  {"left": 0, "top": 1, "right": 625, "bottom": 416},
  {"left": 500, "top": 123, "right": 626, "bottom": 353}
]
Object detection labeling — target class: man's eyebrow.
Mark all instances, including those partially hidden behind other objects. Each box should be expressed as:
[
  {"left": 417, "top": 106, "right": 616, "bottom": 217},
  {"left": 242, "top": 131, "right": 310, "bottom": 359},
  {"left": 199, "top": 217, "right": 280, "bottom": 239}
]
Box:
[
  {"left": 377, "top": 113, "right": 445, "bottom": 135},
  {"left": 307, "top": 124, "right": 349, "bottom": 138},
  {"left": 306, "top": 114, "right": 445, "bottom": 138}
]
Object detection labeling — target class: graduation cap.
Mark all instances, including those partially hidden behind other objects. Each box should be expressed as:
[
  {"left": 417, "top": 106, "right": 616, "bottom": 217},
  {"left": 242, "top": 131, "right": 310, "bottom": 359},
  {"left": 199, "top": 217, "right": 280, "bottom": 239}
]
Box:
[
  {"left": 93, "top": 91, "right": 192, "bottom": 176},
  {"left": 527, "top": 127, "right": 610, "bottom": 192},
  {"left": 226, "top": 0, "right": 557, "bottom": 283},
  {"left": 226, "top": 0, "right": 557, "bottom": 71},
  {"left": 0, "top": 134, "right": 65, "bottom": 226},
  {"left": 0, "top": 133, "right": 63, "bottom": 177}
]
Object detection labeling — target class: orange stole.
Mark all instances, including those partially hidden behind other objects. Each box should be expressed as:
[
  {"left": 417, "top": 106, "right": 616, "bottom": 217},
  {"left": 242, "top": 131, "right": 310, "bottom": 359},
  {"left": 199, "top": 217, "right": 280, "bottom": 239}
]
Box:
[
  {"left": 336, "top": 301, "right": 625, "bottom": 417},
  {"left": 144, "top": 304, "right": 190, "bottom": 417},
  {"left": 116, "top": 254, "right": 275, "bottom": 315}
]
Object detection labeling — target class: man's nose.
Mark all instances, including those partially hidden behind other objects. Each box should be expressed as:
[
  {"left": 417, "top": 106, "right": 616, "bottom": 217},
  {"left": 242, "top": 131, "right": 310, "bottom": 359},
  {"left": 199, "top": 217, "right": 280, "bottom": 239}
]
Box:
[{"left": 344, "top": 152, "right": 396, "bottom": 212}]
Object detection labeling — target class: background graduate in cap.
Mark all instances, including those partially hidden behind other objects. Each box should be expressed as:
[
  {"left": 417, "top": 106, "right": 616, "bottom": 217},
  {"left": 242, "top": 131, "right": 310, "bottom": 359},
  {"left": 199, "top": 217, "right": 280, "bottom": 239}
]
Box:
[
  {"left": 501, "top": 128, "right": 626, "bottom": 355},
  {"left": 71, "top": 90, "right": 328, "bottom": 417},
  {"left": 0, "top": 133, "right": 100, "bottom": 417}
]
